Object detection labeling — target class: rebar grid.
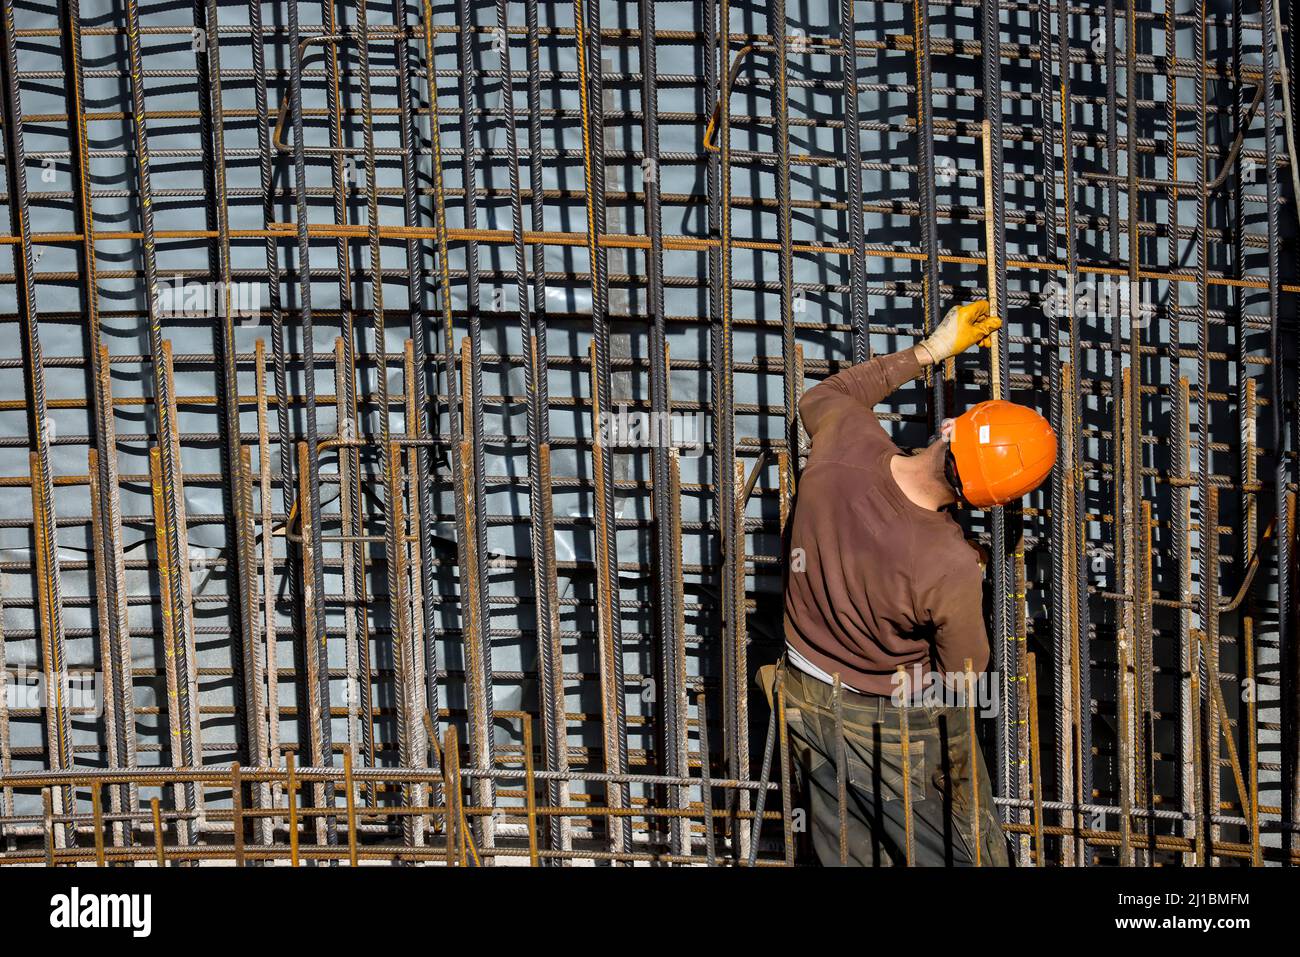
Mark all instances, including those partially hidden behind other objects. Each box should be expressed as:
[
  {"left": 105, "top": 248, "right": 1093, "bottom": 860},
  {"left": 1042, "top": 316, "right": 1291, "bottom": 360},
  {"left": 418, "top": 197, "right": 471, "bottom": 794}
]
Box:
[{"left": 0, "top": 0, "right": 1295, "bottom": 867}]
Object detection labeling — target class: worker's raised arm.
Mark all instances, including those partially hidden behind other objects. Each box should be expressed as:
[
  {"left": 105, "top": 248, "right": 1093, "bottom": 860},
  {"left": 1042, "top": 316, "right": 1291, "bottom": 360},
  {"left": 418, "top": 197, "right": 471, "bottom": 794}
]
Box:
[
  {"left": 797, "top": 347, "right": 926, "bottom": 437},
  {"left": 797, "top": 300, "right": 1002, "bottom": 437}
]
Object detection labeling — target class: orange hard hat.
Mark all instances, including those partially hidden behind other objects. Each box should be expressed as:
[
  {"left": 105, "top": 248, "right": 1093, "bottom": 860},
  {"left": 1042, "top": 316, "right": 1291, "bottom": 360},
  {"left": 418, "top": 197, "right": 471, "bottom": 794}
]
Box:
[{"left": 948, "top": 400, "right": 1057, "bottom": 508}]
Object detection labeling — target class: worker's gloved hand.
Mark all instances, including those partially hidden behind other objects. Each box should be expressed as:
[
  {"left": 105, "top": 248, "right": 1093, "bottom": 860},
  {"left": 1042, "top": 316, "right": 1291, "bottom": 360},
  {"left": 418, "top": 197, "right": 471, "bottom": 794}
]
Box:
[{"left": 917, "top": 299, "right": 1002, "bottom": 364}]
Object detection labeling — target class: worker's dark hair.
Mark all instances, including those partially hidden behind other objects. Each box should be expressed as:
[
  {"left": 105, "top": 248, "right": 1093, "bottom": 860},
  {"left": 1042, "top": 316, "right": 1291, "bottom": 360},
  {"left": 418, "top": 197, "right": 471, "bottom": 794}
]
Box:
[{"left": 943, "top": 445, "right": 964, "bottom": 501}]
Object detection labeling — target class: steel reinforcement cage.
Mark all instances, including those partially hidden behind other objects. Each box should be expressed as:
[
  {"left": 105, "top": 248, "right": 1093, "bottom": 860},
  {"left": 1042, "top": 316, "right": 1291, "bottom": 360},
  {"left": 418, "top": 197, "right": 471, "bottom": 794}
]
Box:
[{"left": 0, "top": 0, "right": 1295, "bottom": 866}]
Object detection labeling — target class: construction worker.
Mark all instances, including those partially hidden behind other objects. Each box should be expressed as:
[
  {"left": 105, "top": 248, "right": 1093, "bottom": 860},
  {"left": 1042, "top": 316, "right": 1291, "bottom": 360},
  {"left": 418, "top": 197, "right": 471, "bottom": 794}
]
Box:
[{"left": 771, "top": 299, "right": 1056, "bottom": 866}]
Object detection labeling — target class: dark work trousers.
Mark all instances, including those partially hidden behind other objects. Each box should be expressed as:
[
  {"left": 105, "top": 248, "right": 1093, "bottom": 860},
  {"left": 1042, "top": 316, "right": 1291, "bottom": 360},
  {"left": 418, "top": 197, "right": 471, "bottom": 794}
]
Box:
[{"left": 767, "top": 660, "right": 1010, "bottom": 867}]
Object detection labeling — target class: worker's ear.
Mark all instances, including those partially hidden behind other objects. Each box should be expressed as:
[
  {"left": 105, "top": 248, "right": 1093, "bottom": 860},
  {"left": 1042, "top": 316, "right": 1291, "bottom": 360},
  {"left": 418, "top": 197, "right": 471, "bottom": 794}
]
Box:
[{"left": 939, "top": 417, "right": 956, "bottom": 443}]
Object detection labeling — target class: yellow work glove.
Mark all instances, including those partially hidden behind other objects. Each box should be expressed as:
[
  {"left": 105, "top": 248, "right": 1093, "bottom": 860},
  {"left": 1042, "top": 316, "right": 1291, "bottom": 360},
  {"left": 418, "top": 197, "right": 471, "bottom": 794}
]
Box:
[{"left": 916, "top": 299, "right": 1002, "bottom": 364}]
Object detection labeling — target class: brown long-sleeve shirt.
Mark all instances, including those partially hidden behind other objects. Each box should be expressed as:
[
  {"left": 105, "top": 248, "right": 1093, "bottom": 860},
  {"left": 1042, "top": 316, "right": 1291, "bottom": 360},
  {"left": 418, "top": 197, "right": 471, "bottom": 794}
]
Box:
[{"left": 783, "top": 349, "right": 989, "bottom": 696}]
